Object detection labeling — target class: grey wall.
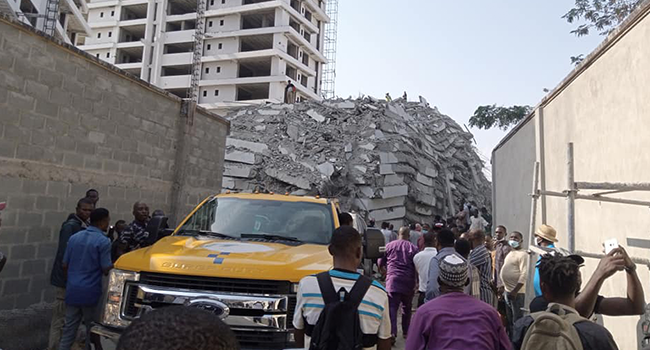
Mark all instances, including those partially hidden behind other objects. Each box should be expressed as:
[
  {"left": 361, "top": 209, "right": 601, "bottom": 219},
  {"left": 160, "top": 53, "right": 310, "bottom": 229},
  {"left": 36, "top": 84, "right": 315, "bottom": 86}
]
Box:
[
  {"left": 491, "top": 116, "right": 536, "bottom": 244},
  {"left": 0, "top": 15, "right": 228, "bottom": 349}
]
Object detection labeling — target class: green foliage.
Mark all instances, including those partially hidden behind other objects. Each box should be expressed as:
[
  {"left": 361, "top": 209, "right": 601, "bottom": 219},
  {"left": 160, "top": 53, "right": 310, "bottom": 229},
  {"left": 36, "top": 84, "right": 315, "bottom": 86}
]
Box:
[
  {"left": 468, "top": 105, "right": 533, "bottom": 131},
  {"left": 564, "top": 0, "right": 642, "bottom": 37}
]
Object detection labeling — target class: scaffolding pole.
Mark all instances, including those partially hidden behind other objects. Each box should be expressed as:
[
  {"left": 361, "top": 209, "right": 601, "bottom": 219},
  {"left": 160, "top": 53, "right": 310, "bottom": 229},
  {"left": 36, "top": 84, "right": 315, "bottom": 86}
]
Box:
[
  {"left": 185, "top": 0, "right": 207, "bottom": 122},
  {"left": 321, "top": 0, "right": 338, "bottom": 99},
  {"left": 567, "top": 143, "right": 576, "bottom": 253},
  {"left": 524, "top": 162, "right": 541, "bottom": 310}
]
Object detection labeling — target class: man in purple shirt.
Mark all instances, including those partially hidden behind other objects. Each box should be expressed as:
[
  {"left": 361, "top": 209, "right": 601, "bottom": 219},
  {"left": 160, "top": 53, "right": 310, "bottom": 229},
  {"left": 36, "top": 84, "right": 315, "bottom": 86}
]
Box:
[
  {"left": 379, "top": 226, "right": 418, "bottom": 342},
  {"left": 406, "top": 254, "right": 511, "bottom": 350}
]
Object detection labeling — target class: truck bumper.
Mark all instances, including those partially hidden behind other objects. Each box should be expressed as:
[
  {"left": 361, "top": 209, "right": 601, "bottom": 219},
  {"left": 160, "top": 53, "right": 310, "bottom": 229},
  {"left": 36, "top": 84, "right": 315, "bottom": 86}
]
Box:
[{"left": 91, "top": 324, "right": 302, "bottom": 350}]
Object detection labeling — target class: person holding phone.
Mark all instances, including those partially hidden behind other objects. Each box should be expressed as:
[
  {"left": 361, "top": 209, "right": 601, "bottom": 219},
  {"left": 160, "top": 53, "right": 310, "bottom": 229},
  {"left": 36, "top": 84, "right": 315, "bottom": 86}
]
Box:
[
  {"left": 530, "top": 245, "right": 645, "bottom": 319},
  {"left": 574, "top": 245, "right": 645, "bottom": 318}
]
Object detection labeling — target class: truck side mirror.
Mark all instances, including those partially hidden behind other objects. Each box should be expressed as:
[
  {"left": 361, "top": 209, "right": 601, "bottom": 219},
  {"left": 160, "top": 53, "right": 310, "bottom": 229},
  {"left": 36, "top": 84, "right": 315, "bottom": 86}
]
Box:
[
  {"left": 364, "top": 228, "right": 385, "bottom": 260},
  {"left": 143, "top": 216, "right": 169, "bottom": 247}
]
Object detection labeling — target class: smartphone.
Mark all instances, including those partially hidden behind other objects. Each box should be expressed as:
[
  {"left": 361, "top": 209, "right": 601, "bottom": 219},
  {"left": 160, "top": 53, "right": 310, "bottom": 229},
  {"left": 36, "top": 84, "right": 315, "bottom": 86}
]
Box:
[{"left": 604, "top": 238, "right": 618, "bottom": 254}]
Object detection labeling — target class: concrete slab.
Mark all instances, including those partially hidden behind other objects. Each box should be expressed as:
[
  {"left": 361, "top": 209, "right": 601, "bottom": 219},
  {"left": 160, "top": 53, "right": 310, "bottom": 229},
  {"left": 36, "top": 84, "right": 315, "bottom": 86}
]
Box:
[
  {"left": 415, "top": 173, "right": 433, "bottom": 186},
  {"left": 415, "top": 204, "right": 433, "bottom": 216},
  {"left": 379, "top": 152, "right": 399, "bottom": 164},
  {"left": 306, "top": 109, "right": 326, "bottom": 122},
  {"left": 287, "top": 125, "right": 299, "bottom": 140},
  {"left": 225, "top": 151, "right": 255, "bottom": 165},
  {"left": 265, "top": 168, "right": 310, "bottom": 189},
  {"left": 358, "top": 196, "right": 406, "bottom": 211},
  {"left": 223, "top": 163, "right": 254, "bottom": 178},
  {"left": 337, "top": 101, "right": 355, "bottom": 109},
  {"left": 383, "top": 174, "right": 404, "bottom": 186},
  {"left": 317, "top": 162, "right": 335, "bottom": 178},
  {"left": 380, "top": 164, "right": 395, "bottom": 175},
  {"left": 258, "top": 109, "right": 281, "bottom": 115},
  {"left": 359, "top": 143, "right": 375, "bottom": 151},
  {"left": 227, "top": 138, "right": 269, "bottom": 154},
  {"left": 370, "top": 206, "right": 406, "bottom": 221},
  {"left": 358, "top": 186, "right": 375, "bottom": 198},
  {"left": 381, "top": 185, "right": 408, "bottom": 199}
]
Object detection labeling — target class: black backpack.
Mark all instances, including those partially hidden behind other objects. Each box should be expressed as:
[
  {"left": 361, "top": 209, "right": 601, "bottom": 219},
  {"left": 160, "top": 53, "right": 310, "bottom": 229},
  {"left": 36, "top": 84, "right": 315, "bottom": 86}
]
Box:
[{"left": 306, "top": 272, "right": 374, "bottom": 350}]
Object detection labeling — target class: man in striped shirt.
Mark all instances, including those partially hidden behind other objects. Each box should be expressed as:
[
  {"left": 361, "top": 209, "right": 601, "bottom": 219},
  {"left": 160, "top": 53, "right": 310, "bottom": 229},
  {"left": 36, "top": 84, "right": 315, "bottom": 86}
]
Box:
[
  {"left": 469, "top": 229, "right": 496, "bottom": 306},
  {"left": 293, "top": 226, "right": 392, "bottom": 350}
]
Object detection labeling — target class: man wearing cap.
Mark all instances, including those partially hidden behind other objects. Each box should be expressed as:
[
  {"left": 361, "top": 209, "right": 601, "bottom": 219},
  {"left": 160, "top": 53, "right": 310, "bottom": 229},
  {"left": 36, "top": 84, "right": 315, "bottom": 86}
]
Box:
[
  {"left": 533, "top": 224, "right": 558, "bottom": 297},
  {"left": 406, "top": 254, "right": 510, "bottom": 350}
]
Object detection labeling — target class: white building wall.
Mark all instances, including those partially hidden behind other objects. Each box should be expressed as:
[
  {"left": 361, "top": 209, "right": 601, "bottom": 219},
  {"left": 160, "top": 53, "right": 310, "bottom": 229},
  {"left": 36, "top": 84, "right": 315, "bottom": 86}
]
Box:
[
  {"left": 81, "top": 0, "right": 327, "bottom": 107},
  {"left": 492, "top": 4, "right": 650, "bottom": 349}
]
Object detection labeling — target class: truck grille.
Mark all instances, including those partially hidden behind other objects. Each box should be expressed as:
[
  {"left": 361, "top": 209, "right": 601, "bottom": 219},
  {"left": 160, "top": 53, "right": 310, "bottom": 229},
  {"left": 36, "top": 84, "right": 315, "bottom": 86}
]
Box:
[
  {"left": 233, "top": 330, "right": 289, "bottom": 349},
  {"left": 123, "top": 284, "right": 140, "bottom": 318},
  {"left": 139, "top": 272, "right": 292, "bottom": 295}
]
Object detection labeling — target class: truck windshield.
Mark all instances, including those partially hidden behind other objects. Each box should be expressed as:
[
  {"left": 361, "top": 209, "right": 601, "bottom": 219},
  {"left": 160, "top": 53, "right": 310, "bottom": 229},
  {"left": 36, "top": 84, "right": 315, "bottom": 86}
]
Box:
[{"left": 177, "top": 198, "right": 335, "bottom": 245}]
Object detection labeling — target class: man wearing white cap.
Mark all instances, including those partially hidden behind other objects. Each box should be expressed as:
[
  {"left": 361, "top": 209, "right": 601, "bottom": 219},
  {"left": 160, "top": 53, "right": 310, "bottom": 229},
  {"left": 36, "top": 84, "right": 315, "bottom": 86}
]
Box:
[
  {"left": 533, "top": 224, "right": 558, "bottom": 297},
  {"left": 406, "top": 254, "right": 510, "bottom": 350}
]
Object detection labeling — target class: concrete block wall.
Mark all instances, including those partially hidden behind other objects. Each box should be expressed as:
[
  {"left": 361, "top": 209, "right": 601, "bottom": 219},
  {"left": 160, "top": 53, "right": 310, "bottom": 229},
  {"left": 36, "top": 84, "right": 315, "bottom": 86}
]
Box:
[{"left": 0, "top": 13, "right": 229, "bottom": 324}]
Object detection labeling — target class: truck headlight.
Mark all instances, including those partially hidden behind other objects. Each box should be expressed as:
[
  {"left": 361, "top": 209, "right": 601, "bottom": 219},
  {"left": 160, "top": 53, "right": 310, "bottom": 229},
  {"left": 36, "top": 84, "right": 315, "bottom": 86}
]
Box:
[{"left": 100, "top": 269, "right": 139, "bottom": 328}]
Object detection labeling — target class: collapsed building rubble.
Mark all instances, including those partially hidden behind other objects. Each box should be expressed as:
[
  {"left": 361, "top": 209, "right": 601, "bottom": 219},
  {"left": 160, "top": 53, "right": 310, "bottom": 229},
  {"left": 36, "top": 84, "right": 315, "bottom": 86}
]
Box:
[{"left": 221, "top": 97, "right": 491, "bottom": 226}]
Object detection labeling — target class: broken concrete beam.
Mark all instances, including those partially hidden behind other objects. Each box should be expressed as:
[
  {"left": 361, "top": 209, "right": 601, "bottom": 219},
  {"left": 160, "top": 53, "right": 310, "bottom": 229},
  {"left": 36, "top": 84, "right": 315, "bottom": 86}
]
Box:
[
  {"left": 223, "top": 163, "right": 254, "bottom": 178},
  {"left": 225, "top": 151, "right": 256, "bottom": 165},
  {"left": 227, "top": 138, "right": 269, "bottom": 154},
  {"left": 415, "top": 173, "right": 434, "bottom": 186},
  {"left": 258, "top": 109, "right": 281, "bottom": 116},
  {"left": 357, "top": 196, "right": 406, "bottom": 211},
  {"left": 265, "top": 168, "right": 311, "bottom": 189},
  {"left": 381, "top": 185, "right": 408, "bottom": 199},
  {"left": 306, "top": 109, "right": 326, "bottom": 122},
  {"left": 370, "top": 206, "right": 407, "bottom": 221},
  {"left": 415, "top": 204, "right": 433, "bottom": 216},
  {"left": 358, "top": 186, "right": 375, "bottom": 198}
]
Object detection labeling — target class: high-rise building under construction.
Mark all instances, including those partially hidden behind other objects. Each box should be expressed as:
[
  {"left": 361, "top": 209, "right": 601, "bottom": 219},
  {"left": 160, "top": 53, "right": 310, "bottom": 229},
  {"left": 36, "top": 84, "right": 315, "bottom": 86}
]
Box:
[{"left": 79, "top": 0, "right": 332, "bottom": 109}]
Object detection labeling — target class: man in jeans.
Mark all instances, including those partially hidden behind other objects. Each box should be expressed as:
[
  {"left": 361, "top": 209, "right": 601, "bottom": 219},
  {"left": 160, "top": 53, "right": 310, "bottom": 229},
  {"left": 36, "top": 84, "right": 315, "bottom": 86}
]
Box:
[
  {"left": 59, "top": 208, "right": 113, "bottom": 350},
  {"left": 49, "top": 198, "right": 94, "bottom": 350},
  {"left": 499, "top": 231, "right": 527, "bottom": 334}
]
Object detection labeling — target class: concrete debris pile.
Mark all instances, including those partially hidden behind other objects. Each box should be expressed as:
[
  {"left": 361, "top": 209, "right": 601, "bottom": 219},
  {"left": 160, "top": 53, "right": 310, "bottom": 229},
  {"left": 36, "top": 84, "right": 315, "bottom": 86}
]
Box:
[{"left": 222, "top": 97, "right": 491, "bottom": 226}]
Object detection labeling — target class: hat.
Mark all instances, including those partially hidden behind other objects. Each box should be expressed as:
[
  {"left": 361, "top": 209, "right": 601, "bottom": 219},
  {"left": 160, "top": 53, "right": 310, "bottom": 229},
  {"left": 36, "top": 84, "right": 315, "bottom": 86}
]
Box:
[
  {"left": 535, "top": 224, "right": 558, "bottom": 243},
  {"left": 439, "top": 254, "right": 468, "bottom": 288}
]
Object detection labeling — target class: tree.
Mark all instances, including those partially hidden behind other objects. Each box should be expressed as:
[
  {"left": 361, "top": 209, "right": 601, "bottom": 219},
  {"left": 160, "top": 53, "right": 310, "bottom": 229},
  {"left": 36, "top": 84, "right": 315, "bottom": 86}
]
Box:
[
  {"left": 468, "top": 105, "right": 533, "bottom": 131},
  {"left": 564, "top": 0, "right": 643, "bottom": 65},
  {"left": 564, "top": 0, "right": 643, "bottom": 37}
]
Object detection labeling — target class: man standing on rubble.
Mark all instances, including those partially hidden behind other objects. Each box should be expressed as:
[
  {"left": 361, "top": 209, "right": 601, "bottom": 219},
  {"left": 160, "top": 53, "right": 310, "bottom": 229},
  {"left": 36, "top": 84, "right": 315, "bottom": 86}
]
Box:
[{"left": 285, "top": 80, "right": 296, "bottom": 103}]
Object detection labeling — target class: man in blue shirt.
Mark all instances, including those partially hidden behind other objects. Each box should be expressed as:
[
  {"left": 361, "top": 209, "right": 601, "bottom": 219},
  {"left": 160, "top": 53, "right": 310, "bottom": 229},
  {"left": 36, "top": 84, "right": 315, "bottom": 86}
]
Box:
[
  {"left": 59, "top": 208, "right": 113, "bottom": 350},
  {"left": 533, "top": 224, "right": 558, "bottom": 296}
]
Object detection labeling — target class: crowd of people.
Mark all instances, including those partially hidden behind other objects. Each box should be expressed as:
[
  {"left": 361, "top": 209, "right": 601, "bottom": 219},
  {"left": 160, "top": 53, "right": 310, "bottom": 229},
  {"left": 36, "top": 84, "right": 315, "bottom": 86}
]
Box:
[
  {"left": 42, "top": 189, "right": 167, "bottom": 350},
  {"left": 0, "top": 194, "right": 646, "bottom": 350}
]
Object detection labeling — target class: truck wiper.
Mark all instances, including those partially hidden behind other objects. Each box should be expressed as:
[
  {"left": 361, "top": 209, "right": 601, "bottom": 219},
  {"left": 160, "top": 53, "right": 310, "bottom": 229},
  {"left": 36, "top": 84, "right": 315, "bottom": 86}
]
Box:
[
  {"left": 240, "top": 233, "right": 302, "bottom": 243},
  {"left": 179, "top": 229, "right": 234, "bottom": 239}
]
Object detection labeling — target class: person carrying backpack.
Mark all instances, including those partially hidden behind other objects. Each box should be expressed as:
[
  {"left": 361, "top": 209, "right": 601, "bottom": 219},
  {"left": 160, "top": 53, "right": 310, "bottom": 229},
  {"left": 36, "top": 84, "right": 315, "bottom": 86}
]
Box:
[
  {"left": 293, "top": 226, "right": 391, "bottom": 350},
  {"left": 511, "top": 254, "right": 619, "bottom": 350}
]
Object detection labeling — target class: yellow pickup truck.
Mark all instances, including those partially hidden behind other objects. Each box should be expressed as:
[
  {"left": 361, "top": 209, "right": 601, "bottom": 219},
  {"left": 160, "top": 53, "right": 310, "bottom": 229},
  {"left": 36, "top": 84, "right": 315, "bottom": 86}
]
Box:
[{"left": 92, "top": 193, "right": 383, "bottom": 349}]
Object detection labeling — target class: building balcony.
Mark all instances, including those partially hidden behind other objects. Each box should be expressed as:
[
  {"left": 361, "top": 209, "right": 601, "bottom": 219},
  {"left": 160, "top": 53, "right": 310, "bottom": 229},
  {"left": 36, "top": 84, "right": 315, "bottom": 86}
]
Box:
[
  {"left": 160, "top": 75, "right": 191, "bottom": 89},
  {"left": 119, "top": 18, "right": 147, "bottom": 27},
  {"left": 115, "top": 62, "right": 143, "bottom": 70},
  {"left": 78, "top": 42, "right": 114, "bottom": 50},
  {"left": 89, "top": 20, "right": 119, "bottom": 29},
  {"left": 88, "top": 0, "right": 119, "bottom": 9},
  {"left": 163, "top": 29, "right": 194, "bottom": 44},
  {"left": 161, "top": 52, "right": 193, "bottom": 66},
  {"left": 302, "top": 0, "right": 329, "bottom": 22},
  {"left": 61, "top": 0, "right": 92, "bottom": 35}
]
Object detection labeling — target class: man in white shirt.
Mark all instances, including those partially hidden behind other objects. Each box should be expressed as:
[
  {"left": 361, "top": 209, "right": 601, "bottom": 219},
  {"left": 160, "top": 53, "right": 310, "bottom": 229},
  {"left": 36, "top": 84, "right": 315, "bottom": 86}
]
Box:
[
  {"left": 414, "top": 232, "right": 437, "bottom": 306},
  {"left": 380, "top": 221, "right": 396, "bottom": 246},
  {"left": 293, "top": 226, "right": 392, "bottom": 350}
]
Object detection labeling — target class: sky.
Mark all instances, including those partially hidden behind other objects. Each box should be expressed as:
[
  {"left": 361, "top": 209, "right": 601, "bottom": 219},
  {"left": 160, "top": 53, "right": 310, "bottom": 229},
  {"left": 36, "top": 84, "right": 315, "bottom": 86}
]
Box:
[{"left": 334, "top": 0, "right": 605, "bottom": 176}]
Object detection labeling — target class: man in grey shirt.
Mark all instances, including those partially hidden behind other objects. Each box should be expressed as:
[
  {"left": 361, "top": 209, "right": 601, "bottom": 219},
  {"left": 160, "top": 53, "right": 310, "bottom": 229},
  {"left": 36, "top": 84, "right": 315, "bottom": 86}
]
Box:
[{"left": 425, "top": 229, "right": 459, "bottom": 301}]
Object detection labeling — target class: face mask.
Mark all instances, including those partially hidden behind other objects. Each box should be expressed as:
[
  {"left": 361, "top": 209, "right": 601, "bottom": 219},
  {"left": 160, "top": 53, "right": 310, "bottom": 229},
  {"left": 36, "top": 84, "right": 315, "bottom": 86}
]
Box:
[
  {"left": 508, "top": 240, "right": 520, "bottom": 249},
  {"left": 422, "top": 230, "right": 429, "bottom": 234}
]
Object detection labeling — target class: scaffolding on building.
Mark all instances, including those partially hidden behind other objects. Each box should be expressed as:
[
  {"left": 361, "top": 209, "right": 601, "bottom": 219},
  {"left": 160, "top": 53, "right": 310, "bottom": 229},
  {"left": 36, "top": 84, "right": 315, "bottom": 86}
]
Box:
[
  {"left": 321, "top": 0, "right": 338, "bottom": 100},
  {"left": 523, "top": 142, "right": 650, "bottom": 312},
  {"left": 43, "top": 0, "right": 61, "bottom": 36},
  {"left": 184, "top": 0, "right": 207, "bottom": 121}
]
